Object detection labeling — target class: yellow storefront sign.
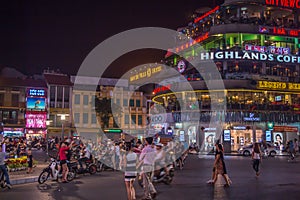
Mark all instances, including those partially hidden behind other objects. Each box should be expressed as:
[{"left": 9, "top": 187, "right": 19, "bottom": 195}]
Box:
[
  {"left": 130, "top": 66, "right": 162, "bottom": 82},
  {"left": 257, "top": 81, "right": 300, "bottom": 91}
]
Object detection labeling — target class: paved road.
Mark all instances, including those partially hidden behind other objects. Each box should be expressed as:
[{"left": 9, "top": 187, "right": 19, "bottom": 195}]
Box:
[{"left": 1, "top": 154, "right": 299, "bottom": 200}]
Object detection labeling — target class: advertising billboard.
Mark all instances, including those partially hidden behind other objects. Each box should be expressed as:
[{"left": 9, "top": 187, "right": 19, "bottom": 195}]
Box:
[
  {"left": 26, "top": 97, "right": 46, "bottom": 111},
  {"left": 26, "top": 113, "right": 46, "bottom": 128}
]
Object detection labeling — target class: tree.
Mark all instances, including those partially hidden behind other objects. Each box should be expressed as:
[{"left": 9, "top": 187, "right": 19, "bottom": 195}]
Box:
[{"left": 95, "top": 97, "right": 123, "bottom": 128}]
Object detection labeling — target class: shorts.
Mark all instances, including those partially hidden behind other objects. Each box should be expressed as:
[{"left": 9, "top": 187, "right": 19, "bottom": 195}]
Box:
[
  {"left": 28, "top": 161, "right": 33, "bottom": 168},
  {"left": 124, "top": 172, "right": 137, "bottom": 181},
  {"left": 60, "top": 160, "right": 67, "bottom": 165}
]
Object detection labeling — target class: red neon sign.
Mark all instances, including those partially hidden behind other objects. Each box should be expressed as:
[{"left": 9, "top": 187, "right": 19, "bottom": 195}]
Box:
[
  {"left": 153, "top": 85, "right": 171, "bottom": 94},
  {"left": 194, "top": 6, "right": 220, "bottom": 23},
  {"left": 265, "top": 0, "right": 300, "bottom": 9},
  {"left": 175, "top": 32, "right": 209, "bottom": 53},
  {"left": 273, "top": 26, "right": 300, "bottom": 36}
]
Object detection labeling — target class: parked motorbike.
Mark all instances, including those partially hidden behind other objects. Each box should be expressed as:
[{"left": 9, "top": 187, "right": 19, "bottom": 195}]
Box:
[
  {"left": 138, "top": 164, "right": 175, "bottom": 187},
  {"left": 38, "top": 158, "right": 75, "bottom": 184},
  {"left": 69, "top": 159, "right": 97, "bottom": 175}
]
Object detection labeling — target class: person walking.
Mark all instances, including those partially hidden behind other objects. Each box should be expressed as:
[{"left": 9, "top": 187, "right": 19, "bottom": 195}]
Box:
[
  {"left": 139, "top": 137, "right": 157, "bottom": 200},
  {"left": 0, "top": 144, "right": 12, "bottom": 189},
  {"left": 251, "top": 142, "right": 262, "bottom": 177},
  {"left": 212, "top": 143, "right": 231, "bottom": 187},
  {"left": 123, "top": 142, "right": 137, "bottom": 200}
]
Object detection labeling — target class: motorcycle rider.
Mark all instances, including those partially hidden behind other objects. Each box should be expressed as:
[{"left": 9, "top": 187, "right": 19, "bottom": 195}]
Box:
[
  {"left": 78, "top": 143, "right": 91, "bottom": 169},
  {"left": 0, "top": 143, "right": 12, "bottom": 189},
  {"left": 154, "top": 143, "right": 167, "bottom": 178}
]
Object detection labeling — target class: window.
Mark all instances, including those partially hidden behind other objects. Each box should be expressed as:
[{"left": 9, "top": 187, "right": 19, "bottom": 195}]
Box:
[
  {"left": 12, "top": 94, "right": 19, "bottom": 107},
  {"left": 129, "top": 99, "right": 134, "bottom": 107},
  {"left": 91, "top": 114, "right": 97, "bottom": 124},
  {"left": 0, "top": 93, "right": 4, "bottom": 106},
  {"left": 136, "top": 99, "right": 141, "bottom": 107},
  {"left": 124, "top": 114, "right": 129, "bottom": 124},
  {"left": 74, "top": 113, "right": 80, "bottom": 124},
  {"left": 57, "top": 86, "right": 63, "bottom": 101},
  {"left": 83, "top": 113, "right": 88, "bottom": 124},
  {"left": 83, "top": 95, "right": 89, "bottom": 105},
  {"left": 64, "top": 87, "right": 70, "bottom": 102},
  {"left": 74, "top": 94, "right": 80, "bottom": 104},
  {"left": 116, "top": 99, "right": 120, "bottom": 105},
  {"left": 138, "top": 115, "right": 142, "bottom": 125},
  {"left": 131, "top": 114, "right": 136, "bottom": 125},
  {"left": 123, "top": 99, "right": 128, "bottom": 106},
  {"left": 91, "top": 95, "right": 96, "bottom": 107},
  {"left": 50, "top": 86, "right": 56, "bottom": 102}
]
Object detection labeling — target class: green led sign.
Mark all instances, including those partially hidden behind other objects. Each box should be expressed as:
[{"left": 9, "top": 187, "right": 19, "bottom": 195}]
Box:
[{"left": 104, "top": 129, "right": 123, "bottom": 133}]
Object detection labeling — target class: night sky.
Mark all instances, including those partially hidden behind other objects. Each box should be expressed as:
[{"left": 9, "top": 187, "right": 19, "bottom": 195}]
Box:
[{"left": 0, "top": 0, "right": 223, "bottom": 78}]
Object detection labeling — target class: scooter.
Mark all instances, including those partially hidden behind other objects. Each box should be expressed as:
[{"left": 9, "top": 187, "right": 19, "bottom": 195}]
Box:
[
  {"left": 38, "top": 158, "right": 75, "bottom": 184},
  {"left": 138, "top": 164, "right": 175, "bottom": 187}
]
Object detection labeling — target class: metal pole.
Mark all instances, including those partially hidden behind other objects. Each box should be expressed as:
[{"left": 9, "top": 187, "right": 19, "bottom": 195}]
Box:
[{"left": 61, "top": 122, "right": 64, "bottom": 141}]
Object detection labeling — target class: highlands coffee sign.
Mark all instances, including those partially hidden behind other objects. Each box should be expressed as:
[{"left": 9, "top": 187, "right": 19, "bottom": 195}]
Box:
[
  {"left": 199, "top": 51, "right": 300, "bottom": 64},
  {"left": 265, "top": 0, "right": 300, "bottom": 9}
]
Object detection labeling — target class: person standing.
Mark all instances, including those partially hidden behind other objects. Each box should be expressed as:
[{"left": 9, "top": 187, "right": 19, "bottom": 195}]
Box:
[
  {"left": 123, "top": 143, "right": 137, "bottom": 200},
  {"left": 294, "top": 138, "right": 299, "bottom": 154},
  {"left": 251, "top": 143, "right": 262, "bottom": 177},
  {"left": 139, "top": 137, "right": 157, "bottom": 200},
  {"left": 26, "top": 148, "right": 33, "bottom": 174},
  {"left": 58, "top": 141, "right": 72, "bottom": 183},
  {"left": 0, "top": 144, "right": 12, "bottom": 189}
]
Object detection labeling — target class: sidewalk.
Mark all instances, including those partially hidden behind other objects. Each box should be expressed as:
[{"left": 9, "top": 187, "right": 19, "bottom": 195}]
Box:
[{"left": 9, "top": 164, "right": 48, "bottom": 185}]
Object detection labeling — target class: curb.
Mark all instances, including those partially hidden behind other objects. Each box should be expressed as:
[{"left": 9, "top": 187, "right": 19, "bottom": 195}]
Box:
[{"left": 11, "top": 176, "right": 39, "bottom": 185}]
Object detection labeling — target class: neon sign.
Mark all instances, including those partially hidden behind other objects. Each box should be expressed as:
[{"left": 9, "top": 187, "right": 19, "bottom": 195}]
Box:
[
  {"left": 153, "top": 85, "right": 171, "bottom": 94},
  {"left": 175, "top": 32, "right": 209, "bottom": 53},
  {"left": 28, "top": 89, "right": 45, "bottom": 97},
  {"left": 245, "top": 44, "right": 290, "bottom": 55},
  {"left": 199, "top": 51, "right": 300, "bottom": 64},
  {"left": 265, "top": 0, "right": 300, "bottom": 9},
  {"left": 194, "top": 6, "right": 220, "bottom": 23},
  {"left": 259, "top": 26, "right": 300, "bottom": 37},
  {"left": 130, "top": 66, "right": 162, "bottom": 82},
  {"left": 26, "top": 113, "right": 46, "bottom": 128}
]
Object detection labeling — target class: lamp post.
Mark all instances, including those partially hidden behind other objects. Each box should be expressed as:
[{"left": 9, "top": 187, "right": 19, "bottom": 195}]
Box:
[
  {"left": 60, "top": 114, "right": 66, "bottom": 141},
  {"left": 45, "top": 120, "right": 52, "bottom": 161}
]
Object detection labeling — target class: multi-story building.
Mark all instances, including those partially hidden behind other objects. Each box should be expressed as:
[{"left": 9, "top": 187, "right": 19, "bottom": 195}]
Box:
[
  {"left": 151, "top": 0, "right": 300, "bottom": 152},
  {"left": 0, "top": 74, "right": 47, "bottom": 138},
  {"left": 71, "top": 76, "right": 147, "bottom": 141},
  {"left": 43, "top": 69, "right": 73, "bottom": 138}
]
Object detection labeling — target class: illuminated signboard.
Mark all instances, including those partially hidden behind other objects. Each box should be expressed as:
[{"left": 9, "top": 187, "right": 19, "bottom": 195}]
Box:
[
  {"left": 153, "top": 84, "right": 171, "bottom": 94},
  {"left": 245, "top": 44, "right": 289, "bottom": 55},
  {"left": 130, "top": 66, "right": 162, "bottom": 82},
  {"left": 175, "top": 32, "right": 209, "bottom": 53},
  {"left": 27, "top": 97, "right": 46, "bottom": 111},
  {"left": 265, "top": 0, "right": 300, "bottom": 9},
  {"left": 244, "top": 113, "right": 260, "bottom": 122},
  {"left": 223, "top": 130, "right": 231, "bottom": 142},
  {"left": 177, "top": 60, "right": 186, "bottom": 73},
  {"left": 28, "top": 89, "right": 45, "bottom": 97},
  {"left": 194, "top": 6, "right": 220, "bottom": 23},
  {"left": 199, "top": 51, "right": 300, "bottom": 64},
  {"left": 257, "top": 81, "right": 300, "bottom": 91},
  {"left": 26, "top": 113, "right": 46, "bottom": 128},
  {"left": 259, "top": 26, "right": 300, "bottom": 37}
]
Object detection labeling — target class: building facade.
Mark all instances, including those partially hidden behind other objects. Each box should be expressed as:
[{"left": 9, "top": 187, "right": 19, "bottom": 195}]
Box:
[{"left": 151, "top": 0, "right": 300, "bottom": 152}]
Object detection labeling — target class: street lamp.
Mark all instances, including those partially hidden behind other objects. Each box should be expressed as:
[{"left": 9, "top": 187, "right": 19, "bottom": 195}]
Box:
[
  {"left": 60, "top": 114, "right": 66, "bottom": 141},
  {"left": 45, "top": 120, "right": 52, "bottom": 161}
]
